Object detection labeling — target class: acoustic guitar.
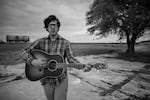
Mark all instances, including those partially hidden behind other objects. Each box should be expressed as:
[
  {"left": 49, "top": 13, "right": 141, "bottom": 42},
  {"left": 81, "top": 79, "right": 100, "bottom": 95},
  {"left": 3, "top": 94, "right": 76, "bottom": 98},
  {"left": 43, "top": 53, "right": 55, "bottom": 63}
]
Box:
[{"left": 25, "top": 49, "right": 108, "bottom": 81}]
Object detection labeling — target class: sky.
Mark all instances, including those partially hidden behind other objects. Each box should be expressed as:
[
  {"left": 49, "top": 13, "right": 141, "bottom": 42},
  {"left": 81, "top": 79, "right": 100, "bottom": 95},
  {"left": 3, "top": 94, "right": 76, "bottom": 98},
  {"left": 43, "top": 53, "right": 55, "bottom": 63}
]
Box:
[{"left": 0, "top": 0, "right": 119, "bottom": 43}]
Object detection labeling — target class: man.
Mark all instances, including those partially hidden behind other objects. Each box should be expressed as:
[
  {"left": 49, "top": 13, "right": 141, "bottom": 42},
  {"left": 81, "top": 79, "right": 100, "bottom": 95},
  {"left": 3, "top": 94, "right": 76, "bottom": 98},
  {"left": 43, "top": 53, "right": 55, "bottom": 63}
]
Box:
[{"left": 20, "top": 15, "right": 92, "bottom": 100}]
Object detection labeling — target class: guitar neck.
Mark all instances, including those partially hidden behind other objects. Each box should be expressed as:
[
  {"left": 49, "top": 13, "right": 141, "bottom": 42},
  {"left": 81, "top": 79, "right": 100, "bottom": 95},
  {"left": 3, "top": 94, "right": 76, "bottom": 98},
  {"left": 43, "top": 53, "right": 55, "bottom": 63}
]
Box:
[{"left": 56, "top": 63, "right": 86, "bottom": 69}]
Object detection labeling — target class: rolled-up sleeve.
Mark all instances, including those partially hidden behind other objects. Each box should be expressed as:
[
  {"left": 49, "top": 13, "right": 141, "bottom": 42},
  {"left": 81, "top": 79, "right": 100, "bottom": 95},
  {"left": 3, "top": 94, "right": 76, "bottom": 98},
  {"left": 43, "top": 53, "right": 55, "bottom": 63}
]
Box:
[
  {"left": 65, "top": 42, "right": 80, "bottom": 64},
  {"left": 19, "top": 40, "right": 40, "bottom": 64}
]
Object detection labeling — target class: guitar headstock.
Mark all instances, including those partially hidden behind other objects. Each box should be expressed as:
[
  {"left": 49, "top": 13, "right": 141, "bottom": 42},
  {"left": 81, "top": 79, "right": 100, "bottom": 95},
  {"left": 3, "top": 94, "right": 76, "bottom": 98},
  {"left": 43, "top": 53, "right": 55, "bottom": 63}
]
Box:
[{"left": 90, "top": 61, "right": 108, "bottom": 70}]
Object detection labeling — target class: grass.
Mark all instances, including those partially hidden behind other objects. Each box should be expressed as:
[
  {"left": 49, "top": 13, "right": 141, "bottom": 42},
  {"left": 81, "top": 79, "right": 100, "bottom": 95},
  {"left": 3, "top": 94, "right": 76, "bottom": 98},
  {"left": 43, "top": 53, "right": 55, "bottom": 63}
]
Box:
[
  {"left": 0, "top": 42, "right": 149, "bottom": 65},
  {"left": 0, "top": 43, "right": 28, "bottom": 65},
  {"left": 71, "top": 43, "right": 126, "bottom": 56}
]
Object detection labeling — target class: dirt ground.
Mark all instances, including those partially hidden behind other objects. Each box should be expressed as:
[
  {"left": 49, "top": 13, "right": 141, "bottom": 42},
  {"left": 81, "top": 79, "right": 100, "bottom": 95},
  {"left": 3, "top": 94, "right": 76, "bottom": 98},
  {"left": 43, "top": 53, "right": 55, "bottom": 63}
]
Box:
[{"left": 0, "top": 53, "right": 150, "bottom": 100}]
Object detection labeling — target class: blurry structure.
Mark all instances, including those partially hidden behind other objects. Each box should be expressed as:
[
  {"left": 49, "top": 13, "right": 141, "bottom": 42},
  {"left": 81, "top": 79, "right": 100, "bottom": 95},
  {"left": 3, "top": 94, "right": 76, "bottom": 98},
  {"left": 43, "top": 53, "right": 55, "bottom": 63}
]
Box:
[{"left": 6, "top": 35, "right": 30, "bottom": 43}]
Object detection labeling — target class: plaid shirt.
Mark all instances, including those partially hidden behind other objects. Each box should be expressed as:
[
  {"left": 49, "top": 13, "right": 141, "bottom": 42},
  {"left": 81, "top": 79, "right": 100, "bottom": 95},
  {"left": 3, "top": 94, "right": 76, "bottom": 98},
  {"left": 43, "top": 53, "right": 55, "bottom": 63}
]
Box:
[{"left": 20, "top": 34, "right": 80, "bottom": 85}]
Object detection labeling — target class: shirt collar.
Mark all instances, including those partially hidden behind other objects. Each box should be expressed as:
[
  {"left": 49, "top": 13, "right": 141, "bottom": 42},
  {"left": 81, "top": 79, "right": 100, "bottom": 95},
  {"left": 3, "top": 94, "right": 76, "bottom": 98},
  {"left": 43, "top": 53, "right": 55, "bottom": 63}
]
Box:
[{"left": 47, "top": 34, "right": 62, "bottom": 41}]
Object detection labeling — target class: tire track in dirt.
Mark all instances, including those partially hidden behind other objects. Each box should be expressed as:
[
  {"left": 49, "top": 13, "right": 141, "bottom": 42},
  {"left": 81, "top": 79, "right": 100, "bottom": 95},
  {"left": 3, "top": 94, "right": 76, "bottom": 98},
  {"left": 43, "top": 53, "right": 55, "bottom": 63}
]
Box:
[{"left": 69, "top": 68, "right": 150, "bottom": 100}]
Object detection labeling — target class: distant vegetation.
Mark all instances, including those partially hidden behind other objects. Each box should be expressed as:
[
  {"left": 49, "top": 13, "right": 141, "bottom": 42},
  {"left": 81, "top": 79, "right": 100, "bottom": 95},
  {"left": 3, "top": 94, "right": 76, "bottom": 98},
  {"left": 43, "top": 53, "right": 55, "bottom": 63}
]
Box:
[
  {"left": 0, "top": 41, "right": 149, "bottom": 65},
  {"left": 86, "top": 0, "right": 150, "bottom": 55}
]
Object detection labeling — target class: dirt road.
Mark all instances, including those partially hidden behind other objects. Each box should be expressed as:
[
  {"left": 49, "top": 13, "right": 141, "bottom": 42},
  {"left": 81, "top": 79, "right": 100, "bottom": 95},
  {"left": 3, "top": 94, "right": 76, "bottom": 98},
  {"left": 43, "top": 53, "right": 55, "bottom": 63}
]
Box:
[{"left": 0, "top": 54, "right": 150, "bottom": 100}]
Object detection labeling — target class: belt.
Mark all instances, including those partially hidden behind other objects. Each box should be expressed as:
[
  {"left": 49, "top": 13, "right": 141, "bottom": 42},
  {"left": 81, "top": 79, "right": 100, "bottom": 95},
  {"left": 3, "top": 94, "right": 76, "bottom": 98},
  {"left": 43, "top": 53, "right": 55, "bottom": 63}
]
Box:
[{"left": 40, "top": 70, "right": 67, "bottom": 86}]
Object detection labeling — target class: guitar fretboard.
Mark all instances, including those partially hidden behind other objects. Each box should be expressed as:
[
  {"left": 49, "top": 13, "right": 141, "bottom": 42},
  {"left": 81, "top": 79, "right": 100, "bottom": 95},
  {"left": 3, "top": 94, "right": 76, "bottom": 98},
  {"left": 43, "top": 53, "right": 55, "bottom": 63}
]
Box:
[{"left": 56, "top": 63, "right": 86, "bottom": 69}]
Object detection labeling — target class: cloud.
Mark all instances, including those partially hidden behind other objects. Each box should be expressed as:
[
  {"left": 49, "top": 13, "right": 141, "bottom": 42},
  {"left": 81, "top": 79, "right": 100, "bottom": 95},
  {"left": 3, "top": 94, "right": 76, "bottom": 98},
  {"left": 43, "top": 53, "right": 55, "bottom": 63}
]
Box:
[
  {"left": 0, "top": 0, "right": 91, "bottom": 31},
  {"left": 0, "top": 0, "right": 118, "bottom": 43}
]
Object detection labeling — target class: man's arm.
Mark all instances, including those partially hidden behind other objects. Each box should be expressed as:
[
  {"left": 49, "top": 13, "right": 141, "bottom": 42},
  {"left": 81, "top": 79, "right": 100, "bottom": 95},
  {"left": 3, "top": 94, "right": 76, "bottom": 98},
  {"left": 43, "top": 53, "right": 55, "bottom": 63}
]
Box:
[
  {"left": 65, "top": 42, "right": 80, "bottom": 64},
  {"left": 19, "top": 40, "right": 40, "bottom": 64},
  {"left": 65, "top": 42, "right": 92, "bottom": 72}
]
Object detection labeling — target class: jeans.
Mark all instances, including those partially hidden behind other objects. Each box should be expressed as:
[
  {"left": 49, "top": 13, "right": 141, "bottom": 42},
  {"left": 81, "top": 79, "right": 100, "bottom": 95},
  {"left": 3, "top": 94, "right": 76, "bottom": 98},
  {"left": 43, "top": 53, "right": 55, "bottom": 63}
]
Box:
[{"left": 43, "top": 76, "right": 68, "bottom": 100}]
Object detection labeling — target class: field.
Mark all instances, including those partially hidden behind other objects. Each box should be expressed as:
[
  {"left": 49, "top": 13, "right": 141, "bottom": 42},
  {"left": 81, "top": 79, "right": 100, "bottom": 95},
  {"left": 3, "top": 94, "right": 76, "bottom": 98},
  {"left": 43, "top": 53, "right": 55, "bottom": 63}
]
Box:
[
  {"left": 0, "top": 41, "right": 150, "bottom": 65},
  {"left": 0, "top": 42, "right": 150, "bottom": 100}
]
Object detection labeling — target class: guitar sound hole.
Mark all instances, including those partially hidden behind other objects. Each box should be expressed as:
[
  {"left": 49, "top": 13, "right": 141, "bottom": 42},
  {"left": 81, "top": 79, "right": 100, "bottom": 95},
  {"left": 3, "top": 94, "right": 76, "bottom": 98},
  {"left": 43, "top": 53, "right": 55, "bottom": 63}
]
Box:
[{"left": 48, "top": 60, "right": 57, "bottom": 71}]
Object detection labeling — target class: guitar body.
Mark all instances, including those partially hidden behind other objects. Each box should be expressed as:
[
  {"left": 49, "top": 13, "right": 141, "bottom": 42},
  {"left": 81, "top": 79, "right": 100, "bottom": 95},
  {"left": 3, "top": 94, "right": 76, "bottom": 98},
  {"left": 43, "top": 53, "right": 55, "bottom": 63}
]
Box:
[
  {"left": 25, "top": 49, "right": 108, "bottom": 81},
  {"left": 25, "top": 49, "right": 65, "bottom": 81}
]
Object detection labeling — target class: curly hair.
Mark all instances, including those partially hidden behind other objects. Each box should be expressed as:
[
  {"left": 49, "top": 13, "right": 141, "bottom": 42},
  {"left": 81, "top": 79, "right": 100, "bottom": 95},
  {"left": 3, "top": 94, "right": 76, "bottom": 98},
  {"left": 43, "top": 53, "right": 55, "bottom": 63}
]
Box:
[{"left": 43, "top": 15, "right": 61, "bottom": 30}]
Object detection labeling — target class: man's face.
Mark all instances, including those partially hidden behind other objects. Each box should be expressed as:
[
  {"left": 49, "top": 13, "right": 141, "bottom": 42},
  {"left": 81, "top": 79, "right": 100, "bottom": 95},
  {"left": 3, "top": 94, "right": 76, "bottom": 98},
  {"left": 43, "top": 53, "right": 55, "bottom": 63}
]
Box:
[{"left": 47, "top": 20, "right": 59, "bottom": 35}]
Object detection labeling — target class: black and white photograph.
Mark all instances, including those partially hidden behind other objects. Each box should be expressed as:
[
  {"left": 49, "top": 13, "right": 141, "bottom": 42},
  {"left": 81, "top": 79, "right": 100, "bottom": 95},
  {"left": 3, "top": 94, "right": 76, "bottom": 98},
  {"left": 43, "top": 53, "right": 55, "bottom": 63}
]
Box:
[{"left": 0, "top": 0, "right": 150, "bottom": 100}]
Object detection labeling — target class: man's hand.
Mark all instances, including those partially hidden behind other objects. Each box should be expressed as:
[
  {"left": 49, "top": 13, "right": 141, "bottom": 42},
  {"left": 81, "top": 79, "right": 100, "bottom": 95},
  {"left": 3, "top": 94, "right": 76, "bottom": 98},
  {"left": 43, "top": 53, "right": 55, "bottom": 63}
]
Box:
[
  {"left": 83, "top": 64, "right": 92, "bottom": 72},
  {"left": 31, "top": 59, "right": 47, "bottom": 69}
]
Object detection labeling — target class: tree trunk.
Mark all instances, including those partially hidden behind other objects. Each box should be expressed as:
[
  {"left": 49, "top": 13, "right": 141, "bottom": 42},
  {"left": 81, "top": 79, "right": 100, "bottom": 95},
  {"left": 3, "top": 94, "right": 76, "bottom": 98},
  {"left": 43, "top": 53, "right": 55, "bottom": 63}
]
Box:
[
  {"left": 125, "top": 31, "right": 137, "bottom": 55},
  {"left": 128, "top": 39, "right": 135, "bottom": 55},
  {"left": 125, "top": 31, "right": 130, "bottom": 54},
  {"left": 126, "top": 34, "right": 136, "bottom": 55}
]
